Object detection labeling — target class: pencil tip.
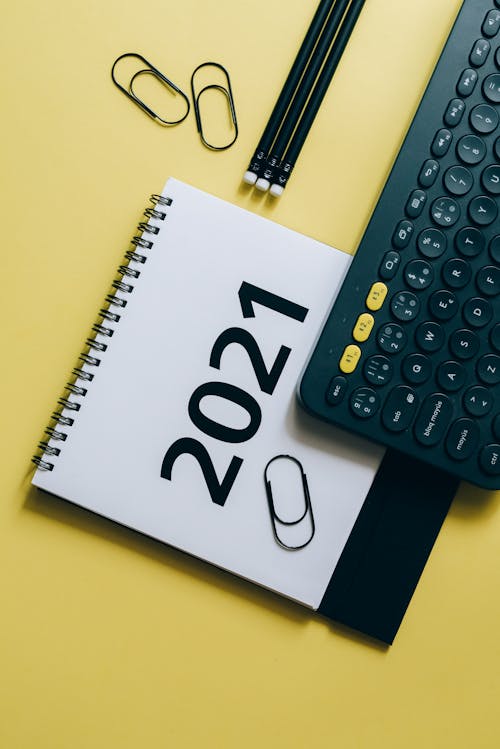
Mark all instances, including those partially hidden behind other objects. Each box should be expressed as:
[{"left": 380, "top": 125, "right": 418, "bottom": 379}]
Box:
[{"left": 242, "top": 171, "right": 258, "bottom": 186}]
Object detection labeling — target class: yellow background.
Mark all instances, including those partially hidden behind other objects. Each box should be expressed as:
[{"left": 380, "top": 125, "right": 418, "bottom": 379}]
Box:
[{"left": 2, "top": 0, "right": 500, "bottom": 746}]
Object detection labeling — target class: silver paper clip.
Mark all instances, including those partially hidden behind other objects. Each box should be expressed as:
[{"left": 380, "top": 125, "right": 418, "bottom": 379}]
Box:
[{"left": 264, "top": 454, "right": 315, "bottom": 551}]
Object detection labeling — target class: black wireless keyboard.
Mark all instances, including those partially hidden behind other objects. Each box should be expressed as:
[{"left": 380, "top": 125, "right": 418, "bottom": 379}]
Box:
[{"left": 300, "top": 0, "right": 500, "bottom": 490}]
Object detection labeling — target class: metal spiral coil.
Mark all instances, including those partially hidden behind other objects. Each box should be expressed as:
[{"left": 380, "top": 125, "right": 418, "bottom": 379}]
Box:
[{"left": 32, "top": 192, "right": 171, "bottom": 471}]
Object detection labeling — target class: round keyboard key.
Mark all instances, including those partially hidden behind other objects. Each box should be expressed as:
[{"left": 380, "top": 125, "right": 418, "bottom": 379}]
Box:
[
  {"left": 490, "top": 323, "right": 500, "bottom": 352},
  {"left": 431, "top": 197, "right": 460, "bottom": 227},
  {"left": 479, "top": 444, "right": 500, "bottom": 475},
  {"left": 415, "top": 321, "right": 445, "bottom": 352},
  {"left": 463, "top": 385, "right": 493, "bottom": 416},
  {"left": 326, "top": 376, "right": 348, "bottom": 406},
  {"left": 476, "top": 265, "right": 500, "bottom": 296},
  {"left": 417, "top": 227, "right": 447, "bottom": 258},
  {"left": 483, "top": 74, "right": 500, "bottom": 103},
  {"left": 442, "top": 258, "right": 471, "bottom": 289},
  {"left": 405, "top": 259, "right": 433, "bottom": 290},
  {"left": 414, "top": 393, "right": 453, "bottom": 446},
  {"left": 436, "top": 360, "right": 467, "bottom": 392},
  {"left": 477, "top": 354, "right": 500, "bottom": 385},
  {"left": 390, "top": 291, "right": 420, "bottom": 322},
  {"left": 392, "top": 220, "right": 414, "bottom": 249},
  {"left": 489, "top": 235, "right": 500, "bottom": 262},
  {"left": 377, "top": 323, "right": 407, "bottom": 354},
  {"left": 481, "top": 164, "right": 500, "bottom": 193},
  {"left": 457, "top": 134, "right": 486, "bottom": 164},
  {"left": 495, "top": 137, "right": 500, "bottom": 160},
  {"left": 429, "top": 290, "right": 459, "bottom": 320},
  {"left": 468, "top": 195, "right": 498, "bottom": 225},
  {"left": 455, "top": 226, "right": 485, "bottom": 257},
  {"left": 446, "top": 418, "right": 480, "bottom": 461},
  {"left": 444, "top": 165, "right": 473, "bottom": 195},
  {"left": 418, "top": 159, "right": 440, "bottom": 188},
  {"left": 350, "top": 387, "right": 380, "bottom": 418},
  {"left": 402, "top": 353, "right": 432, "bottom": 384},
  {"left": 493, "top": 414, "right": 500, "bottom": 441},
  {"left": 470, "top": 103, "right": 498, "bottom": 133},
  {"left": 381, "top": 386, "right": 419, "bottom": 432},
  {"left": 449, "top": 328, "right": 480, "bottom": 360},
  {"left": 463, "top": 296, "right": 493, "bottom": 327},
  {"left": 379, "top": 251, "right": 401, "bottom": 280},
  {"left": 364, "top": 355, "right": 393, "bottom": 386}
]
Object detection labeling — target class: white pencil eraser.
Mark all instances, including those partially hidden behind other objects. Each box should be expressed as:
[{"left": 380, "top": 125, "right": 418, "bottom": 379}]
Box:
[
  {"left": 243, "top": 171, "right": 258, "bottom": 185},
  {"left": 255, "top": 178, "right": 270, "bottom": 192},
  {"left": 269, "top": 184, "right": 284, "bottom": 197}
]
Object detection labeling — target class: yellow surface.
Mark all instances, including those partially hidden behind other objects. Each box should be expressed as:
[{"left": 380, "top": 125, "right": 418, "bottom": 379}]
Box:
[{"left": 2, "top": 0, "right": 500, "bottom": 746}]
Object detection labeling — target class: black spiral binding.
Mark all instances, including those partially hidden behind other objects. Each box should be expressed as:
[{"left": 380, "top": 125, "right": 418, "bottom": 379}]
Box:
[{"left": 31, "top": 193, "right": 172, "bottom": 472}]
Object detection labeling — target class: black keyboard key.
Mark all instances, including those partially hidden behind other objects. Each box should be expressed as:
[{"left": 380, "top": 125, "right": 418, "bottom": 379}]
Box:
[
  {"left": 444, "top": 165, "right": 473, "bottom": 195},
  {"left": 326, "top": 376, "right": 348, "bottom": 405},
  {"left": 414, "top": 393, "right": 453, "bottom": 446},
  {"left": 489, "top": 235, "right": 500, "bottom": 262},
  {"left": 490, "top": 323, "right": 500, "bottom": 352},
  {"left": 377, "top": 323, "right": 407, "bottom": 354},
  {"left": 446, "top": 418, "right": 480, "bottom": 460},
  {"left": 470, "top": 38, "right": 490, "bottom": 67},
  {"left": 463, "top": 296, "right": 493, "bottom": 327},
  {"left": 364, "top": 355, "right": 393, "bottom": 386},
  {"left": 479, "top": 444, "right": 500, "bottom": 475},
  {"left": 350, "top": 387, "right": 380, "bottom": 418},
  {"left": 455, "top": 226, "right": 485, "bottom": 257},
  {"left": 483, "top": 73, "right": 500, "bottom": 103},
  {"left": 431, "top": 129, "right": 452, "bottom": 157},
  {"left": 415, "top": 321, "right": 445, "bottom": 352},
  {"left": 470, "top": 103, "right": 498, "bottom": 133},
  {"left": 405, "top": 190, "right": 427, "bottom": 218},
  {"left": 495, "top": 137, "right": 500, "bottom": 161},
  {"left": 442, "top": 258, "right": 471, "bottom": 289},
  {"left": 392, "top": 219, "right": 414, "bottom": 248},
  {"left": 418, "top": 227, "right": 447, "bottom": 258},
  {"left": 431, "top": 197, "right": 460, "bottom": 227},
  {"left": 449, "top": 328, "right": 480, "bottom": 360},
  {"left": 390, "top": 291, "right": 420, "bottom": 322},
  {"left": 493, "top": 414, "right": 500, "bottom": 441},
  {"left": 402, "top": 353, "right": 432, "bottom": 384},
  {"left": 405, "top": 259, "right": 433, "bottom": 290},
  {"left": 381, "top": 386, "right": 419, "bottom": 432},
  {"left": 418, "top": 159, "right": 440, "bottom": 188},
  {"left": 457, "top": 134, "right": 486, "bottom": 164},
  {"left": 481, "top": 164, "right": 500, "bottom": 194},
  {"left": 379, "top": 251, "right": 401, "bottom": 280},
  {"left": 477, "top": 354, "right": 500, "bottom": 385},
  {"left": 444, "top": 98, "right": 465, "bottom": 127},
  {"left": 482, "top": 9, "right": 500, "bottom": 37},
  {"left": 468, "top": 195, "right": 498, "bottom": 225},
  {"left": 457, "top": 68, "right": 478, "bottom": 97},
  {"left": 476, "top": 266, "right": 500, "bottom": 296},
  {"left": 463, "top": 385, "right": 493, "bottom": 416},
  {"left": 436, "top": 360, "right": 466, "bottom": 392},
  {"left": 429, "top": 290, "right": 458, "bottom": 320}
]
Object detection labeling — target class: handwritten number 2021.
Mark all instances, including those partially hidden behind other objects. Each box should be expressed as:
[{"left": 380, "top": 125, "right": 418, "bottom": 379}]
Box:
[{"left": 160, "top": 282, "right": 308, "bottom": 506}]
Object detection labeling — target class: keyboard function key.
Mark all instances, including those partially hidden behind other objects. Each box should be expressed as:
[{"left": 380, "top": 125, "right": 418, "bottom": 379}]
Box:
[
  {"left": 481, "top": 164, "right": 500, "bottom": 194},
  {"left": 476, "top": 265, "right": 500, "bottom": 296},
  {"left": 377, "top": 323, "right": 407, "bottom": 354},
  {"left": 470, "top": 103, "right": 498, "bottom": 134},
  {"left": 477, "top": 354, "right": 500, "bottom": 385},
  {"left": 431, "top": 197, "right": 460, "bottom": 227},
  {"left": 469, "top": 38, "right": 491, "bottom": 67},
  {"left": 352, "top": 312, "right": 375, "bottom": 342},
  {"left": 446, "top": 418, "right": 480, "bottom": 461},
  {"left": 418, "top": 159, "right": 440, "bottom": 188},
  {"left": 405, "top": 189, "right": 427, "bottom": 219},
  {"left": 404, "top": 259, "right": 433, "bottom": 290},
  {"left": 414, "top": 393, "right": 453, "bottom": 446},
  {"left": 463, "top": 296, "right": 493, "bottom": 328},
  {"left": 390, "top": 291, "right": 420, "bottom": 322},
  {"left": 431, "top": 128, "right": 452, "bottom": 157},
  {"left": 482, "top": 9, "right": 500, "bottom": 37},
  {"left": 483, "top": 73, "right": 500, "bottom": 103},
  {"left": 379, "top": 251, "right": 401, "bottom": 280},
  {"left": 402, "top": 353, "right": 432, "bottom": 384},
  {"left": 463, "top": 385, "right": 493, "bottom": 417},
  {"left": 429, "top": 290, "right": 459, "bottom": 321},
  {"left": 444, "top": 165, "right": 473, "bottom": 195},
  {"left": 339, "top": 344, "right": 362, "bottom": 374},
  {"left": 449, "top": 328, "right": 480, "bottom": 360},
  {"left": 436, "top": 360, "right": 467, "bottom": 392},
  {"left": 366, "top": 282, "right": 388, "bottom": 311},
  {"left": 381, "top": 385, "right": 419, "bottom": 432},
  {"left": 418, "top": 227, "right": 447, "bottom": 258},
  {"left": 350, "top": 387, "right": 380, "bottom": 419},
  {"left": 444, "top": 98, "right": 465, "bottom": 127},
  {"left": 457, "top": 68, "right": 478, "bottom": 97},
  {"left": 479, "top": 444, "right": 500, "bottom": 475},
  {"left": 468, "top": 195, "right": 498, "bottom": 225},
  {"left": 455, "top": 226, "right": 485, "bottom": 257},
  {"left": 415, "top": 321, "right": 445, "bottom": 352},
  {"left": 442, "top": 258, "right": 471, "bottom": 289},
  {"left": 326, "top": 376, "right": 348, "bottom": 406},
  {"left": 364, "top": 355, "right": 393, "bottom": 386},
  {"left": 392, "top": 219, "right": 414, "bottom": 249}
]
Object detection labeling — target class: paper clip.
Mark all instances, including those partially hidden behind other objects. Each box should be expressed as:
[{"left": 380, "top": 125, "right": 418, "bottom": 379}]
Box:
[
  {"left": 264, "top": 455, "right": 315, "bottom": 551},
  {"left": 111, "top": 53, "right": 190, "bottom": 126},
  {"left": 190, "top": 62, "right": 238, "bottom": 150}
]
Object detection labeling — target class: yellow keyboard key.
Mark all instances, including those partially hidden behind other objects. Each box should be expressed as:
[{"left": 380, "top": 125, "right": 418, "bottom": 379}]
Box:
[
  {"left": 366, "top": 282, "right": 388, "bottom": 311},
  {"left": 352, "top": 313, "right": 375, "bottom": 342},
  {"left": 339, "top": 344, "right": 362, "bottom": 374}
]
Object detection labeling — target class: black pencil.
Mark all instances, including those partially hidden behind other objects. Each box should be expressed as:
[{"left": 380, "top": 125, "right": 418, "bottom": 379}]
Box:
[
  {"left": 255, "top": 0, "right": 351, "bottom": 192},
  {"left": 242, "top": 0, "right": 336, "bottom": 186},
  {"left": 269, "top": 0, "right": 366, "bottom": 196}
]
